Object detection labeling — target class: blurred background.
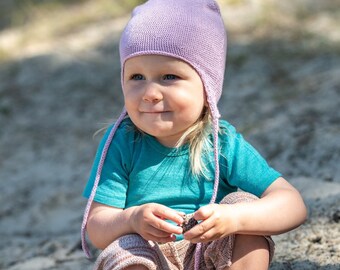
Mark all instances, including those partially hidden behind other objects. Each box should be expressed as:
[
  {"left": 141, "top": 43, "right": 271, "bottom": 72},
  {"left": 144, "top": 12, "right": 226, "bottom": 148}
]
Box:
[{"left": 0, "top": 0, "right": 339, "bottom": 269}]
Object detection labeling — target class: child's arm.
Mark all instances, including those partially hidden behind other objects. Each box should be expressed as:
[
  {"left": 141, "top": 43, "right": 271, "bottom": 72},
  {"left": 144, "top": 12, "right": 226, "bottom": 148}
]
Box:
[
  {"left": 184, "top": 177, "right": 307, "bottom": 243},
  {"left": 86, "top": 202, "right": 184, "bottom": 249}
]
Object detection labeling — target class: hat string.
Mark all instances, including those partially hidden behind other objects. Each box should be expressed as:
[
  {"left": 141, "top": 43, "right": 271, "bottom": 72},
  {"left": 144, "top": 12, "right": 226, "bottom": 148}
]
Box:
[{"left": 81, "top": 108, "right": 127, "bottom": 258}]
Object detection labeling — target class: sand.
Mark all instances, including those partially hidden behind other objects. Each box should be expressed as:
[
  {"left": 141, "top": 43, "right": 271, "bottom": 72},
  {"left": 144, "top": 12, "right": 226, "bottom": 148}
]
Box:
[{"left": 0, "top": 1, "right": 339, "bottom": 269}]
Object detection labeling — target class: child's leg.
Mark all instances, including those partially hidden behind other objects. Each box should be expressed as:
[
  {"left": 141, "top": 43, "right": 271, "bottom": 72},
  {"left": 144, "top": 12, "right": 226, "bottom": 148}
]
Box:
[
  {"left": 94, "top": 234, "right": 170, "bottom": 270},
  {"left": 229, "top": 234, "right": 270, "bottom": 270},
  {"left": 202, "top": 192, "right": 274, "bottom": 270}
]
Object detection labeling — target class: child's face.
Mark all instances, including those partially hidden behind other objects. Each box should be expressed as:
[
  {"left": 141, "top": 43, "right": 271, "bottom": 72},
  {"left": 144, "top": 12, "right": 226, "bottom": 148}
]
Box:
[{"left": 123, "top": 55, "right": 206, "bottom": 147}]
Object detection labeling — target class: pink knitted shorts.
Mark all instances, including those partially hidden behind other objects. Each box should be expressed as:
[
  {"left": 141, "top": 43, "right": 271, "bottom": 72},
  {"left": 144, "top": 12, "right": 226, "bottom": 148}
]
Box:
[{"left": 94, "top": 192, "right": 275, "bottom": 270}]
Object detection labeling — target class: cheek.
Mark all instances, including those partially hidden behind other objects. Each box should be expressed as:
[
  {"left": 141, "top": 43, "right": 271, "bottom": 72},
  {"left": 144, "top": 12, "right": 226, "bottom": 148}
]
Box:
[
  {"left": 123, "top": 89, "right": 138, "bottom": 107},
  {"left": 124, "top": 101, "right": 139, "bottom": 119},
  {"left": 173, "top": 90, "right": 205, "bottom": 112},
  {"left": 175, "top": 98, "right": 205, "bottom": 123}
]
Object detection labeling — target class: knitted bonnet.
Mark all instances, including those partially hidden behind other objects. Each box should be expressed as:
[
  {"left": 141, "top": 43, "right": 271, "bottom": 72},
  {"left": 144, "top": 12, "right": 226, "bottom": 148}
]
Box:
[{"left": 81, "top": 0, "right": 227, "bottom": 264}]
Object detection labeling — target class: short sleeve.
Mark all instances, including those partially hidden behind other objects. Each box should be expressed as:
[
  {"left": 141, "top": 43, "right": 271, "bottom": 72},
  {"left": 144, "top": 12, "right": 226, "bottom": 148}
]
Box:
[
  {"left": 83, "top": 121, "right": 132, "bottom": 208},
  {"left": 220, "top": 121, "right": 281, "bottom": 197}
]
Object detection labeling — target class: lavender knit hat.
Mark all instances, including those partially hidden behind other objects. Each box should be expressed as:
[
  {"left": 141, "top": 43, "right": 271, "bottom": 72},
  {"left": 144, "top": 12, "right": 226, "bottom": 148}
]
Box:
[{"left": 81, "top": 0, "right": 227, "bottom": 265}]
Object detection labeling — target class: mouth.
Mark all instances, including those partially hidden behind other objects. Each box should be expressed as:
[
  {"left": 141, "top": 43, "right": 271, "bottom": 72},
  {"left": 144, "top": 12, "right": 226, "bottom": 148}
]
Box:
[{"left": 141, "top": 110, "right": 170, "bottom": 114}]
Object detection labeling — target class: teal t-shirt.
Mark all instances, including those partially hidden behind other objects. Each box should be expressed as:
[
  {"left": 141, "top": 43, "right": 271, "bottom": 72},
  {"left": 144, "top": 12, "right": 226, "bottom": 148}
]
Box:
[{"left": 84, "top": 118, "right": 280, "bottom": 214}]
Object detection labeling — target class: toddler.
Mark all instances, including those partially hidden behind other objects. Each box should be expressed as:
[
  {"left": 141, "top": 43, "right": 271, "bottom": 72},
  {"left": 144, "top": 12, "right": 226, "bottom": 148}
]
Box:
[{"left": 81, "top": 0, "right": 307, "bottom": 269}]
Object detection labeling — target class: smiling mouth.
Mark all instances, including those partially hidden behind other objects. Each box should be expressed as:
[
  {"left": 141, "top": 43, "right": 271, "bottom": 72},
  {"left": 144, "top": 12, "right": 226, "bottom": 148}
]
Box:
[{"left": 142, "top": 111, "right": 170, "bottom": 114}]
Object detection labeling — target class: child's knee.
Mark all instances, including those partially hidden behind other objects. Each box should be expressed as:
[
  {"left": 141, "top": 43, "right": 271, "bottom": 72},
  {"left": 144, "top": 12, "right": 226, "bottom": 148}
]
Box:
[
  {"left": 230, "top": 234, "right": 270, "bottom": 270},
  {"left": 95, "top": 234, "right": 157, "bottom": 270},
  {"left": 220, "top": 191, "right": 259, "bottom": 205}
]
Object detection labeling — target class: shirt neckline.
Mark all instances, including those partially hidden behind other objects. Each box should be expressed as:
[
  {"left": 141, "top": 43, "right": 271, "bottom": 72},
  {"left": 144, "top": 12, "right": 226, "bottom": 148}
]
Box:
[{"left": 144, "top": 134, "right": 189, "bottom": 156}]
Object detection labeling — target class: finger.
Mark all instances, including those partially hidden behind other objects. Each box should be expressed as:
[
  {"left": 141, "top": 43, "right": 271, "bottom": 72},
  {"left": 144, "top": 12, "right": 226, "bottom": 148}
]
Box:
[
  {"left": 193, "top": 205, "right": 215, "bottom": 221},
  {"left": 143, "top": 232, "right": 177, "bottom": 243},
  {"left": 150, "top": 217, "right": 183, "bottom": 235},
  {"left": 152, "top": 205, "right": 184, "bottom": 225},
  {"left": 187, "top": 232, "right": 217, "bottom": 243},
  {"left": 187, "top": 226, "right": 223, "bottom": 243},
  {"left": 145, "top": 224, "right": 178, "bottom": 238},
  {"left": 157, "top": 234, "right": 177, "bottom": 243},
  {"left": 183, "top": 219, "right": 214, "bottom": 240}
]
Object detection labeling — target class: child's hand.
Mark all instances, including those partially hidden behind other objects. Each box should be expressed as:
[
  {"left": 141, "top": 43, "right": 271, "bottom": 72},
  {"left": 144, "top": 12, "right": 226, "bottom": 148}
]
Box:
[
  {"left": 183, "top": 204, "right": 237, "bottom": 243},
  {"left": 130, "top": 203, "right": 184, "bottom": 243}
]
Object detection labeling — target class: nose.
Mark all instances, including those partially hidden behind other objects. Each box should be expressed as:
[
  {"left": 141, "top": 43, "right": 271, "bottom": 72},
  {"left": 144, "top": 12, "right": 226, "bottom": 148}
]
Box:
[{"left": 142, "top": 83, "right": 163, "bottom": 103}]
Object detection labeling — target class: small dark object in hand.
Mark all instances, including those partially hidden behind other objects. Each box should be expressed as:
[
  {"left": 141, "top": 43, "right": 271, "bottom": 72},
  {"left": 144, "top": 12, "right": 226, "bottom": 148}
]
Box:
[{"left": 181, "top": 213, "right": 198, "bottom": 233}]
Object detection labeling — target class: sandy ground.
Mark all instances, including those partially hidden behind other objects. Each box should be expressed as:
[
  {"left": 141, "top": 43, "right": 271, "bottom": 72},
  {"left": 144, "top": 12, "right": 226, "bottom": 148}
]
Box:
[{"left": 0, "top": 1, "right": 339, "bottom": 269}]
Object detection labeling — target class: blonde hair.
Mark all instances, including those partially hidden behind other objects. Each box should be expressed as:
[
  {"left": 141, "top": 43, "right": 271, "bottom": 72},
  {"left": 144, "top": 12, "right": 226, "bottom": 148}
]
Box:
[
  {"left": 95, "top": 107, "right": 214, "bottom": 178},
  {"left": 175, "top": 107, "right": 214, "bottom": 178}
]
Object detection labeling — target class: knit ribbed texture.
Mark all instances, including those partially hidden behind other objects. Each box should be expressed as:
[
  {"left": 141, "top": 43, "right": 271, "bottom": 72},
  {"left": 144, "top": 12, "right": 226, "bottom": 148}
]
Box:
[
  {"left": 120, "top": 0, "right": 227, "bottom": 117},
  {"left": 92, "top": 193, "right": 275, "bottom": 269},
  {"left": 81, "top": 0, "right": 227, "bottom": 267}
]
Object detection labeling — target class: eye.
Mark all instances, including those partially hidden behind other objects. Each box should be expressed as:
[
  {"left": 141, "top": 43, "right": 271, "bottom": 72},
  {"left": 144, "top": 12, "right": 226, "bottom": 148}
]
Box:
[
  {"left": 162, "top": 74, "right": 178, "bottom": 80},
  {"left": 131, "top": 74, "right": 145, "bottom": 80}
]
